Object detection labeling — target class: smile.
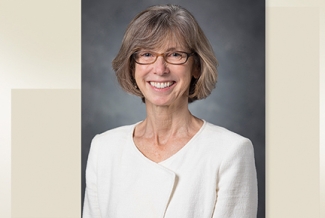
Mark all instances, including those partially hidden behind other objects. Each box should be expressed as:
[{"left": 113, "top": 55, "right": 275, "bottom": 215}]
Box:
[{"left": 149, "top": 81, "right": 174, "bottom": 89}]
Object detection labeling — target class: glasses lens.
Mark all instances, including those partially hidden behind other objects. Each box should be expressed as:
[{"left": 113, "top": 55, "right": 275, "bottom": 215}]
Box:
[
  {"left": 135, "top": 51, "right": 155, "bottom": 64},
  {"left": 165, "top": 52, "right": 187, "bottom": 64},
  {"left": 134, "top": 51, "right": 189, "bottom": 65}
]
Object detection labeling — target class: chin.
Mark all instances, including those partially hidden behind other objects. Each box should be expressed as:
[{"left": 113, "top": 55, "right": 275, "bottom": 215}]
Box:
[
  {"left": 145, "top": 96, "right": 187, "bottom": 107},
  {"left": 147, "top": 99, "right": 171, "bottom": 107}
]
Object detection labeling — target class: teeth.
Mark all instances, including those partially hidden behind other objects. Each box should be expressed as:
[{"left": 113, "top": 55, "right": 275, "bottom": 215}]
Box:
[{"left": 150, "top": 82, "right": 173, "bottom": 89}]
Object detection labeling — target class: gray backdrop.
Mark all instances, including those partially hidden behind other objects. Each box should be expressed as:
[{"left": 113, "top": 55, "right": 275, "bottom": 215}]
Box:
[{"left": 82, "top": 0, "right": 265, "bottom": 217}]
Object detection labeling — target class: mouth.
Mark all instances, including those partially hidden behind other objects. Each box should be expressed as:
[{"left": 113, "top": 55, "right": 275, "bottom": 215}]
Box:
[{"left": 149, "top": 81, "right": 175, "bottom": 89}]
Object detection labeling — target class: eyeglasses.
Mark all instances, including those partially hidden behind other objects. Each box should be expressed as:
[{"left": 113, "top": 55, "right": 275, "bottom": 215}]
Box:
[{"left": 133, "top": 51, "right": 194, "bottom": 65}]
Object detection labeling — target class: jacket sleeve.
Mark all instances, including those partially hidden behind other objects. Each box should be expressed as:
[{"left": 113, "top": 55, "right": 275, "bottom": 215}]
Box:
[
  {"left": 83, "top": 136, "right": 102, "bottom": 218},
  {"left": 212, "top": 138, "right": 258, "bottom": 218}
]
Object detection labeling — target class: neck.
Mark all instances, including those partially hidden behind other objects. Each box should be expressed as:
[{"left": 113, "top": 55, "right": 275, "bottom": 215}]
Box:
[
  {"left": 137, "top": 99, "right": 200, "bottom": 145},
  {"left": 132, "top": 99, "right": 204, "bottom": 162}
]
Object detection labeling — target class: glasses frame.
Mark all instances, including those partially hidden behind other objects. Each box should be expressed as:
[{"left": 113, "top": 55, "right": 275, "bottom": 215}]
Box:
[{"left": 133, "top": 51, "right": 194, "bottom": 65}]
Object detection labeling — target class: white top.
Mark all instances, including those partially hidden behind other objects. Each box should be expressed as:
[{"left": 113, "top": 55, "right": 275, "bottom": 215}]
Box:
[{"left": 83, "top": 121, "right": 258, "bottom": 218}]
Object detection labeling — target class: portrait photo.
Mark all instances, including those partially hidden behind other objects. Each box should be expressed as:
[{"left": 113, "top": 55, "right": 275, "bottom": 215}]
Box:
[{"left": 82, "top": 0, "right": 265, "bottom": 217}]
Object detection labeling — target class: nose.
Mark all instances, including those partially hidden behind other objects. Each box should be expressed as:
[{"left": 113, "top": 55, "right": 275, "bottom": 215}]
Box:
[{"left": 153, "top": 56, "right": 169, "bottom": 75}]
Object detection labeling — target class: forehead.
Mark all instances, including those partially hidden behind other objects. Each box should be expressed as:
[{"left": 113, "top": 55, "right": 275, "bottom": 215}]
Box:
[
  {"left": 143, "top": 34, "right": 188, "bottom": 51},
  {"left": 154, "top": 40, "right": 187, "bottom": 52}
]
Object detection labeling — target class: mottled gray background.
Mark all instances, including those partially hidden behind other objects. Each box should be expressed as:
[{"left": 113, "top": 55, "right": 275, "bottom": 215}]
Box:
[{"left": 82, "top": 0, "right": 265, "bottom": 217}]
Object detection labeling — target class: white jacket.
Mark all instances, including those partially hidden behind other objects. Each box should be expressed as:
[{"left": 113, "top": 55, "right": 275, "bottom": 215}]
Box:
[{"left": 83, "top": 121, "right": 258, "bottom": 218}]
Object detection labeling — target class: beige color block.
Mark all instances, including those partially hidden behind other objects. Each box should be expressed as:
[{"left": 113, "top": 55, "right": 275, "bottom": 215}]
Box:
[
  {"left": 320, "top": 6, "right": 325, "bottom": 218},
  {"left": 11, "top": 90, "right": 81, "bottom": 218},
  {"left": 267, "top": 0, "right": 321, "bottom": 7},
  {"left": 267, "top": 7, "right": 320, "bottom": 218},
  {"left": 0, "top": 1, "right": 81, "bottom": 89}
]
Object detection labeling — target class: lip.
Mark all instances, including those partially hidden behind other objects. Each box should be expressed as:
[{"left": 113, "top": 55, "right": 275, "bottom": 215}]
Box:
[{"left": 148, "top": 81, "right": 176, "bottom": 90}]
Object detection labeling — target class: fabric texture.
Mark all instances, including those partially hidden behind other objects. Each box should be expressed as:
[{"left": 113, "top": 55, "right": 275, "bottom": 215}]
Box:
[{"left": 83, "top": 121, "right": 258, "bottom": 218}]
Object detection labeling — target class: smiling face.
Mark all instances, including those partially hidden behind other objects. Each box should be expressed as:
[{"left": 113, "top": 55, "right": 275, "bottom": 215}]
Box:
[{"left": 134, "top": 43, "right": 197, "bottom": 107}]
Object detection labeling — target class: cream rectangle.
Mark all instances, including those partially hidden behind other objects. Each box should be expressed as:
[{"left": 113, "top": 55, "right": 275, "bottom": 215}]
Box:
[
  {"left": 321, "top": 66, "right": 325, "bottom": 216},
  {"left": 320, "top": 6, "right": 325, "bottom": 218},
  {"left": 267, "top": 7, "right": 320, "bottom": 217},
  {"left": 11, "top": 89, "right": 81, "bottom": 217}
]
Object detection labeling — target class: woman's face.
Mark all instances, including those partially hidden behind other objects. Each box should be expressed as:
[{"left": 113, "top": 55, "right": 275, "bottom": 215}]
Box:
[{"left": 134, "top": 43, "right": 197, "bottom": 107}]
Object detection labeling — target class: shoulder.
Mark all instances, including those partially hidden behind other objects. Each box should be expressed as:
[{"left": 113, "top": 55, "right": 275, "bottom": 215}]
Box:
[
  {"left": 201, "top": 122, "right": 256, "bottom": 180},
  {"left": 202, "top": 121, "right": 252, "bottom": 144},
  {"left": 200, "top": 121, "right": 254, "bottom": 155},
  {"left": 89, "top": 123, "right": 136, "bottom": 153}
]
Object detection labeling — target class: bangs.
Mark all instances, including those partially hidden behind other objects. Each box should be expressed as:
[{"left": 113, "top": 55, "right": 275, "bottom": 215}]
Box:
[{"left": 131, "top": 17, "right": 189, "bottom": 51}]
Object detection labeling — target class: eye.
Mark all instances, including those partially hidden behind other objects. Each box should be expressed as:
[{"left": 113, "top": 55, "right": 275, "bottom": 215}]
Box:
[
  {"left": 140, "top": 52, "right": 154, "bottom": 57},
  {"left": 166, "top": 52, "right": 185, "bottom": 60},
  {"left": 170, "top": 52, "right": 182, "bottom": 57}
]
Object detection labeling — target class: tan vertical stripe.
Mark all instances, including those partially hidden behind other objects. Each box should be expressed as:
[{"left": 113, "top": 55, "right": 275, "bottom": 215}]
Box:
[
  {"left": 12, "top": 89, "right": 81, "bottom": 217},
  {"left": 320, "top": 5, "right": 325, "bottom": 218},
  {"left": 267, "top": 7, "right": 320, "bottom": 217}
]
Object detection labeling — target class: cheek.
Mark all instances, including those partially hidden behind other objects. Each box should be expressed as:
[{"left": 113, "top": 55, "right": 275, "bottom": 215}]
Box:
[
  {"left": 134, "top": 65, "right": 150, "bottom": 84},
  {"left": 135, "top": 64, "right": 149, "bottom": 75},
  {"left": 134, "top": 65, "right": 142, "bottom": 80}
]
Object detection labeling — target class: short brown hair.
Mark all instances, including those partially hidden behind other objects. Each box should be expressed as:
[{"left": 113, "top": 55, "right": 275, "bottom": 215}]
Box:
[{"left": 112, "top": 4, "right": 218, "bottom": 103}]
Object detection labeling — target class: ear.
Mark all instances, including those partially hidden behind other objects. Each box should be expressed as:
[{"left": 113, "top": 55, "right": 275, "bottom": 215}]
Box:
[{"left": 192, "top": 66, "right": 200, "bottom": 79}]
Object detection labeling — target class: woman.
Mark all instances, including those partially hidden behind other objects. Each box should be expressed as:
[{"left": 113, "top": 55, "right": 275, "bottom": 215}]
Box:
[{"left": 83, "top": 4, "right": 257, "bottom": 218}]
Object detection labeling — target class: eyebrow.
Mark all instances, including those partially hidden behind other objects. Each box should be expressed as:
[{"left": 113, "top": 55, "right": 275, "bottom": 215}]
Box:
[
  {"left": 139, "top": 47, "right": 187, "bottom": 52},
  {"left": 165, "top": 47, "right": 179, "bottom": 52}
]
